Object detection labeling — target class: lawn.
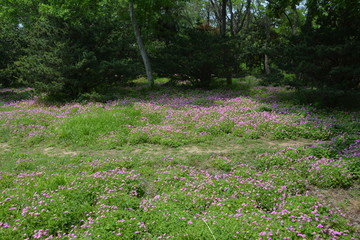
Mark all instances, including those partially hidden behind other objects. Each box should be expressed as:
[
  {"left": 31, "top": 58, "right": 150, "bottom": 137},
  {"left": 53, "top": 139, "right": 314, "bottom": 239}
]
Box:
[{"left": 0, "top": 85, "right": 359, "bottom": 239}]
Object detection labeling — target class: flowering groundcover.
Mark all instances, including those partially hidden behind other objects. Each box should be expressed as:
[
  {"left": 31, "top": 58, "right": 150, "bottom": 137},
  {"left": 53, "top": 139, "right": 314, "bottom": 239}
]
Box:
[{"left": 0, "top": 87, "right": 359, "bottom": 239}]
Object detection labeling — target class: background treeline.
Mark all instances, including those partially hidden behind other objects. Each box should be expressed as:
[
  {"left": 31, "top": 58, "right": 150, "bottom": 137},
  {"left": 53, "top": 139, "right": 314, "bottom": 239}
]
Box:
[{"left": 1, "top": 0, "right": 359, "bottom": 99}]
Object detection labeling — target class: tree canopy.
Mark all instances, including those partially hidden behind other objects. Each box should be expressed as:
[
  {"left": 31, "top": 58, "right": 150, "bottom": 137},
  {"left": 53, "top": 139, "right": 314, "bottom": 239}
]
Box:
[{"left": 1, "top": 0, "right": 359, "bottom": 97}]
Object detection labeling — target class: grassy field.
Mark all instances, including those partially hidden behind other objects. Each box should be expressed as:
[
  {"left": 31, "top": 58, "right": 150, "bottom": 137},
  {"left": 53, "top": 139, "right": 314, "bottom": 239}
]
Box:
[{"left": 0, "top": 83, "right": 359, "bottom": 239}]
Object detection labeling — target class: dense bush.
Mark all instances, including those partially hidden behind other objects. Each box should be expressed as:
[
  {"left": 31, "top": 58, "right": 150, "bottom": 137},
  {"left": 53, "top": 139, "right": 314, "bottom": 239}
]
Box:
[
  {"left": 13, "top": 17, "right": 140, "bottom": 99},
  {"left": 274, "top": 0, "right": 360, "bottom": 90},
  {"left": 154, "top": 28, "right": 237, "bottom": 88},
  {"left": 0, "top": 24, "right": 25, "bottom": 87}
]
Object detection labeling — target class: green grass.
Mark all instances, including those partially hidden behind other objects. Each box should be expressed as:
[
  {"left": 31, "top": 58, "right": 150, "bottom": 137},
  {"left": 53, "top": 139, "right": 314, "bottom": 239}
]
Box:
[
  {"left": 0, "top": 86, "right": 359, "bottom": 239},
  {"left": 53, "top": 107, "right": 162, "bottom": 148}
]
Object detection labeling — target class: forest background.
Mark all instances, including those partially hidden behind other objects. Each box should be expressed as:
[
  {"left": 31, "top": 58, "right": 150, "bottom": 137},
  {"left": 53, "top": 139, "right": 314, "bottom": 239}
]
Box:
[{"left": 1, "top": 0, "right": 359, "bottom": 105}]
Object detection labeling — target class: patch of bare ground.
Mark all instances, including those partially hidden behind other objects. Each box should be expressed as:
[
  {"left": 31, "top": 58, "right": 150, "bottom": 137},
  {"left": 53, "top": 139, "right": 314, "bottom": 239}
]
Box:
[
  {"left": 0, "top": 143, "right": 10, "bottom": 151},
  {"left": 309, "top": 185, "right": 360, "bottom": 237},
  {"left": 265, "top": 139, "right": 318, "bottom": 148},
  {"left": 92, "top": 145, "right": 167, "bottom": 158},
  {"left": 180, "top": 145, "right": 236, "bottom": 154},
  {"left": 43, "top": 147, "right": 78, "bottom": 157},
  {"left": 179, "top": 139, "right": 316, "bottom": 155},
  {"left": 36, "top": 138, "right": 318, "bottom": 159}
]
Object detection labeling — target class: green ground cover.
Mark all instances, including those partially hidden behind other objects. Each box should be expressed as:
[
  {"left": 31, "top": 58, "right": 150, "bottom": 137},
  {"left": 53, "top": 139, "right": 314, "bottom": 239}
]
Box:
[{"left": 0, "top": 86, "right": 359, "bottom": 239}]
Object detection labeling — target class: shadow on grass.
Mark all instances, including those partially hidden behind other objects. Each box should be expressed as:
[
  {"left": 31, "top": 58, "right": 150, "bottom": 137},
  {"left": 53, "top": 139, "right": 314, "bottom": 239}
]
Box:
[
  {"left": 274, "top": 88, "right": 360, "bottom": 111},
  {"left": 74, "top": 76, "right": 264, "bottom": 107},
  {"left": 0, "top": 88, "right": 35, "bottom": 104},
  {"left": 3, "top": 77, "right": 359, "bottom": 112}
]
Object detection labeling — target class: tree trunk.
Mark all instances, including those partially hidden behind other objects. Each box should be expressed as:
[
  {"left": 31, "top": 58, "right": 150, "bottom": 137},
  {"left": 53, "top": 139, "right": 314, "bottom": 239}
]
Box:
[
  {"left": 129, "top": 1, "right": 154, "bottom": 88},
  {"left": 207, "top": 9, "right": 211, "bottom": 26},
  {"left": 292, "top": 4, "right": 298, "bottom": 35},
  {"left": 229, "top": 0, "right": 234, "bottom": 36},
  {"left": 221, "top": 0, "right": 232, "bottom": 85},
  {"left": 239, "top": 0, "right": 251, "bottom": 30},
  {"left": 245, "top": 0, "right": 252, "bottom": 28},
  {"left": 264, "top": 54, "right": 271, "bottom": 74},
  {"left": 210, "top": 0, "right": 232, "bottom": 86},
  {"left": 220, "top": 0, "right": 227, "bottom": 37},
  {"left": 264, "top": 15, "right": 271, "bottom": 75}
]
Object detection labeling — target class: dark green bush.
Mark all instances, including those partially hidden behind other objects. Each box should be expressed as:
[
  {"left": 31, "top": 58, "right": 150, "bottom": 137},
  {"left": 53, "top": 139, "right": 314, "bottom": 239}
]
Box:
[
  {"left": 154, "top": 28, "right": 237, "bottom": 88},
  {"left": 13, "top": 16, "right": 140, "bottom": 99},
  {"left": 273, "top": 1, "right": 360, "bottom": 91}
]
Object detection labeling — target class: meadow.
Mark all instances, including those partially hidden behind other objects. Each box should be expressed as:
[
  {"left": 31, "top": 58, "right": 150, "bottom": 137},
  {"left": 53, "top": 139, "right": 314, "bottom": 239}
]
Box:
[{"left": 0, "top": 82, "right": 359, "bottom": 239}]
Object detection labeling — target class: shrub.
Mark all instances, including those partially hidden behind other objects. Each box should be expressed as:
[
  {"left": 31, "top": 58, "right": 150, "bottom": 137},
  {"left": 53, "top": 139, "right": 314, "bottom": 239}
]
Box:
[{"left": 154, "top": 28, "right": 237, "bottom": 88}]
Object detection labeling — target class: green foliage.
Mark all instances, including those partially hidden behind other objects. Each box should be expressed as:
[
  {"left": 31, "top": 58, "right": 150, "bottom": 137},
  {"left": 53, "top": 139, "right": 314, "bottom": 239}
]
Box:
[
  {"left": 13, "top": 15, "right": 140, "bottom": 98},
  {"left": 14, "top": 19, "right": 66, "bottom": 95},
  {"left": 1, "top": 0, "right": 359, "bottom": 95},
  {"left": 273, "top": 0, "right": 360, "bottom": 90},
  {"left": 1, "top": 0, "right": 143, "bottom": 98},
  {"left": 348, "top": 158, "right": 360, "bottom": 179},
  {"left": 0, "top": 24, "right": 24, "bottom": 87},
  {"left": 154, "top": 28, "right": 237, "bottom": 88}
]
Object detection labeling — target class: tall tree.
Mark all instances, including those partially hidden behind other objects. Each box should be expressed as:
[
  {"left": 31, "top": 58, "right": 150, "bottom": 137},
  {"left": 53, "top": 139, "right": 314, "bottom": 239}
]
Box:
[
  {"left": 209, "top": 0, "right": 236, "bottom": 85},
  {"left": 228, "top": 0, "right": 252, "bottom": 36},
  {"left": 209, "top": 0, "right": 228, "bottom": 36},
  {"left": 267, "top": 0, "right": 302, "bottom": 35},
  {"left": 129, "top": 1, "right": 154, "bottom": 88}
]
